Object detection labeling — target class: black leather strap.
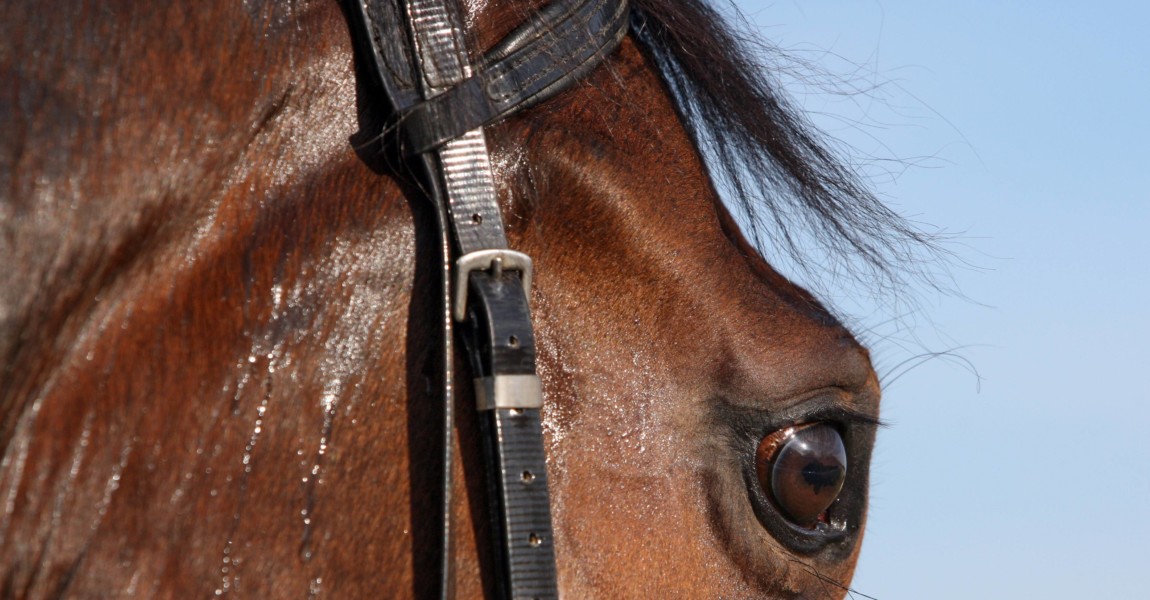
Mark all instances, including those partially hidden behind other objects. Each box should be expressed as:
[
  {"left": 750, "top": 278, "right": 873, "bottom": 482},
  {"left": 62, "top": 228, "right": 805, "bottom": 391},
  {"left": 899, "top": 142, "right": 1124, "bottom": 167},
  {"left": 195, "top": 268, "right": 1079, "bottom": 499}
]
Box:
[
  {"left": 482, "top": 408, "right": 556, "bottom": 599},
  {"left": 347, "top": 0, "right": 628, "bottom": 596},
  {"left": 466, "top": 273, "right": 538, "bottom": 377},
  {"left": 349, "top": 0, "right": 628, "bottom": 156},
  {"left": 400, "top": 0, "right": 630, "bottom": 153},
  {"left": 465, "top": 273, "right": 557, "bottom": 599}
]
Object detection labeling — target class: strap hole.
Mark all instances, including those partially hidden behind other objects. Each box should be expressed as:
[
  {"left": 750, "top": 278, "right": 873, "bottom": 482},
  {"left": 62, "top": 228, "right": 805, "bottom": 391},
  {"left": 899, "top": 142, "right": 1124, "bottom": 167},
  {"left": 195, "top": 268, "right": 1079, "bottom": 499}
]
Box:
[
  {"left": 528, "top": 533, "right": 542, "bottom": 547},
  {"left": 520, "top": 470, "right": 535, "bottom": 484},
  {"left": 508, "top": 335, "right": 519, "bottom": 348},
  {"left": 471, "top": 213, "right": 483, "bottom": 225}
]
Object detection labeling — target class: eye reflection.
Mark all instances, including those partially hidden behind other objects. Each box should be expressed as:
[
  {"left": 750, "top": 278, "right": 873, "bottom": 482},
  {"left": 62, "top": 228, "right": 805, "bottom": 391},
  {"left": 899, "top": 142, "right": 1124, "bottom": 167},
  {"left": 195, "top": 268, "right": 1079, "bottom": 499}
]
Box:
[{"left": 755, "top": 423, "right": 847, "bottom": 527}]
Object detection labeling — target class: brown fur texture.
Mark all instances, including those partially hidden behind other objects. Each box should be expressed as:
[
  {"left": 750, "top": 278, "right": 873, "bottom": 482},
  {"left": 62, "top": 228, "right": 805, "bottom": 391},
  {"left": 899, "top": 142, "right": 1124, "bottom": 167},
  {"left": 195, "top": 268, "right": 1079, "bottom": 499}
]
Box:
[{"left": 1, "top": 0, "right": 886, "bottom": 597}]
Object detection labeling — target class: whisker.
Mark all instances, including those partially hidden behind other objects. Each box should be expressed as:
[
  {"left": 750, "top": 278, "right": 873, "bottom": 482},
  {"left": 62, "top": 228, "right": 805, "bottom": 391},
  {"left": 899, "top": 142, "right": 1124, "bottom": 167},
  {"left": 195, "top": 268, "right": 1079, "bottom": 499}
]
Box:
[{"left": 787, "top": 557, "right": 880, "bottom": 600}]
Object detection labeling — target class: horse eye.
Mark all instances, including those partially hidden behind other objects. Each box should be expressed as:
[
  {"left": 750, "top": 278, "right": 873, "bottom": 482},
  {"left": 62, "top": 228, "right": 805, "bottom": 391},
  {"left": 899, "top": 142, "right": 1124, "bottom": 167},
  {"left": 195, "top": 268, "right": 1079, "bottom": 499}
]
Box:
[{"left": 755, "top": 423, "right": 847, "bottom": 527}]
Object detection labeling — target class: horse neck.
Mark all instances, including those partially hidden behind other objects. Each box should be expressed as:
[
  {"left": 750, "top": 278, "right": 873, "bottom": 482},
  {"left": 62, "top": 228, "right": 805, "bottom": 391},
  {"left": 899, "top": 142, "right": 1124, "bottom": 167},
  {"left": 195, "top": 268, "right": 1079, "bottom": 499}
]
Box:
[
  {"left": 0, "top": 0, "right": 358, "bottom": 401},
  {"left": 1, "top": 1, "right": 424, "bottom": 595}
]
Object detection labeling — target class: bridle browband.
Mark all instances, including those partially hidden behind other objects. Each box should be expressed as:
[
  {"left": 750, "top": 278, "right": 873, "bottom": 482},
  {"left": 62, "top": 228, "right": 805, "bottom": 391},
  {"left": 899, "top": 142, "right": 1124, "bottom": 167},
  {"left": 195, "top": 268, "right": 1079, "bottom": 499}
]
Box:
[{"left": 347, "top": 0, "right": 629, "bottom": 596}]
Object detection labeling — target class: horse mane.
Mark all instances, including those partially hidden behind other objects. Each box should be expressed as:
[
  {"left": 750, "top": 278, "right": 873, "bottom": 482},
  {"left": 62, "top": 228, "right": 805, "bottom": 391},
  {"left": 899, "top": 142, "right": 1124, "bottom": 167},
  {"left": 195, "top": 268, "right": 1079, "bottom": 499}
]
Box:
[{"left": 630, "top": 0, "right": 939, "bottom": 295}]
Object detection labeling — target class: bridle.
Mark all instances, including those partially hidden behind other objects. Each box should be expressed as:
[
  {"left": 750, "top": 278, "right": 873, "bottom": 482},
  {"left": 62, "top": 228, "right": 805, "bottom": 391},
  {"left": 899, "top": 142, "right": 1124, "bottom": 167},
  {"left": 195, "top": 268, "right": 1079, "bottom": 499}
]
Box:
[{"left": 346, "top": 0, "right": 628, "bottom": 596}]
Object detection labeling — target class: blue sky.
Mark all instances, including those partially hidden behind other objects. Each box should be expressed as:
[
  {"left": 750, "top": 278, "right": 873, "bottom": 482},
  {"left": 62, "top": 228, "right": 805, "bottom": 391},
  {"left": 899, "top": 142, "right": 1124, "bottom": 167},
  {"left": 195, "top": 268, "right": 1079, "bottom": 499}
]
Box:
[{"left": 728, "top": 2, "right": 1149, "bottom": 597}]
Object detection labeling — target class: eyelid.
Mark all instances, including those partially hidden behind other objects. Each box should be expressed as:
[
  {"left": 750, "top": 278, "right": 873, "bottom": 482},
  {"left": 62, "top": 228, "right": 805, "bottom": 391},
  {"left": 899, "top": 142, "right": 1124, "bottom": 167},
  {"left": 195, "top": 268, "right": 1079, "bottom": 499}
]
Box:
[
  {"left": 715, "top": 332, "right": 877, "bottom": 408},
  {"left": 714, "top": 389, "right": 882, "bottom": 441},
  {"left": 720, "top": 381, "right": 873, "bottom": 414}
]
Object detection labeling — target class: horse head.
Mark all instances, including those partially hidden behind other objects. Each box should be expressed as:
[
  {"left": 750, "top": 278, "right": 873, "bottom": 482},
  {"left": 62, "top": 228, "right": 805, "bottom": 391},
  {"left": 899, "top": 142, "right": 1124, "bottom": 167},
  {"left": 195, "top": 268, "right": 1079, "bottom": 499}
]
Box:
[{"left": 0, "top": 0, "right": 901, "bottom": 596}]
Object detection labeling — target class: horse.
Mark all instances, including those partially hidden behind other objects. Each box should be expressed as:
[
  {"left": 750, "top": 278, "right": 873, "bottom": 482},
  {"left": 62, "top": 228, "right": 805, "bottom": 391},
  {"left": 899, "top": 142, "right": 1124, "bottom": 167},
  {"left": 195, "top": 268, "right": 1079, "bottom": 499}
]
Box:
[{"left": 1, "top": 0, "right": 925, "bottom": 596}]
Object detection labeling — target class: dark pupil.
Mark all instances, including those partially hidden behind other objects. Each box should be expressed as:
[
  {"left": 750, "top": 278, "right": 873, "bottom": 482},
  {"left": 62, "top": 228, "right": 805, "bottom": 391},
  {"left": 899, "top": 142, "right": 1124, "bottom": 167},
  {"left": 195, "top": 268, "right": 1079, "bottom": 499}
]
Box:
[
  {"left": 801, "top": 461, "right": 844, "bottom": 494},
  {"left": 759, "top": 423, "right": 848, "bottom": 527}
]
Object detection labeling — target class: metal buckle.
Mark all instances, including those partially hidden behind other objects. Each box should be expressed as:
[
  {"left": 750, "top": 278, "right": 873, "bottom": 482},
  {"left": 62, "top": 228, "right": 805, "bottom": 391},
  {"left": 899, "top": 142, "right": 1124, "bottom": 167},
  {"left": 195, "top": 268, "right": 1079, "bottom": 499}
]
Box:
[{"left": 453, "top": 249, "right": 533, "bottom": 322}]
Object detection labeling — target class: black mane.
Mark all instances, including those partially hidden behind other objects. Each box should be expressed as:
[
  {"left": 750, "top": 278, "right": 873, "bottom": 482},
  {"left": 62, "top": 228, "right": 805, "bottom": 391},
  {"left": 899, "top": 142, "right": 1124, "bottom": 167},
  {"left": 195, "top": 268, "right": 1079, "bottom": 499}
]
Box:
[{"left": 631, "top": 0, "right": 940, "bottom": 295}]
